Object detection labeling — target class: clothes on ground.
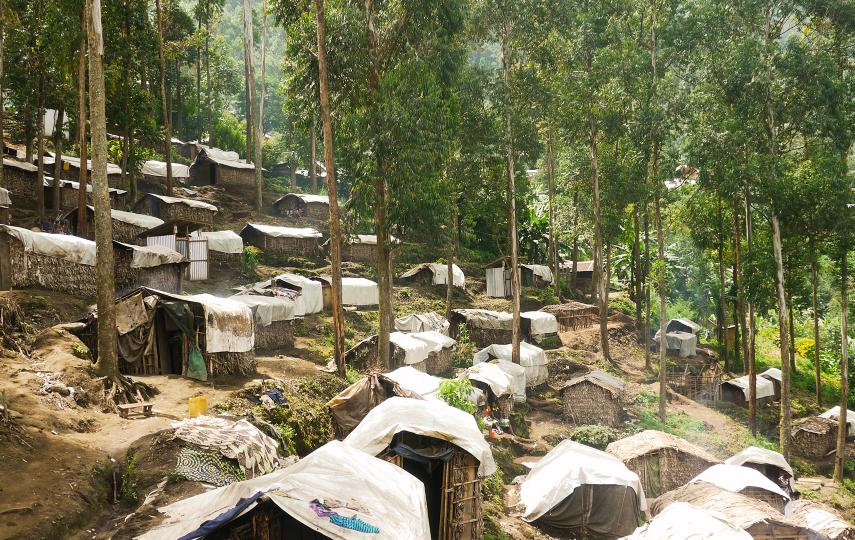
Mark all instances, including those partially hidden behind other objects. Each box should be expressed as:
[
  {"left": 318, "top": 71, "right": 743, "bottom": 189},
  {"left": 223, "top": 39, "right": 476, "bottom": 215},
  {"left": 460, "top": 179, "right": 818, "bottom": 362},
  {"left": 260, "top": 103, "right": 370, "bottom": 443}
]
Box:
[
  {"left": 172, "top": 416, "right": 280, "bottom": 476},
  {"left": 175, "top": 447, "right": 244, "bottom": 487}
]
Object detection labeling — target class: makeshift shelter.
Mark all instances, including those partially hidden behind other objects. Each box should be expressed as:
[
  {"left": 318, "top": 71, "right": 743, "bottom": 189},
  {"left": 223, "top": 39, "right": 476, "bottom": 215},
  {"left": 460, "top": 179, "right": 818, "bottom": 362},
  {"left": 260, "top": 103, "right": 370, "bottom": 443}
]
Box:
[
  {"left": 788, "top": 499, "right": 855, "bottom": 540},
  {"left": 0, "top": 226, "right": 185, "bottom": 297},
  {"left": 140, "top": 160, "right": 191, "bottom": 192},
  {"left": 189, "top": 147, "right": 257, "bottom": 193},
  {"left": 522, "top": 311, "right": 558, "bottom": 345},
  {"left": 2, "top": 158, "right": 39, "bottom": 207},
  {"left": 666, "top": 355, "right": 723, "bottom": 400},
  {"left": 666, "top": 317, "right": 702, "bottom": 335},
  {"left": 760, "top": 367, "right": 783, "bottom": 400},
  {"left": 517, "top": 439, "right": 645, "bottom": 538},
  {"left": 721, "top": 374, "right": 775, "bottom": 408},
  {"left": 0, "top": 187, "right": 9, "bottom": 224},
  {"left": 240, "top": 223, "right": 323, "bottom": 259},
  {"left": 44, "top": 154, "right": 123, "bottom": 188},
  {"left": 559, "top": 370, "right": 626, "bottom": 427},
  {"left": 399, "top": 263, "right": 466, "bottom": 289},
  {"left": 409, "top": 331, "right": 457, "bottom": 376},
  {"left": 539, "top": 302, "right": 598, "bottom": 331},
  {"left": 725, "top": 446, "right": 796, "bottom": 499},
  {"left": 134, "top": 193, "right": 217, "bottom": 226},
  {"left": 394, "top": 311, "right": 450, "bottom": 334},
  {"left": 791, "top": 416, "right": 839, "bottom": 459},
  {"left": 624, "top": 501, "right": 752, "bottom": 540},
  {"left": 344, "top": 397, "right": 495, "bottom": 540},
  {"left": 654, "top": 329, "right": 698, "bottom": 357},
  {"left": 652, "top": 482, "right": 811, "bottom": 540},
  {"left": 820, "top": 406, "right": 855, "bottom": 436},
  {"left": 65, "top": 205, "right": 164, "bottom": 244},
  {"left": 605, "top": 430, "right": 720, "bottom": 499},
  {"left": 461, "top": 361, "right": 514, "bottom": 418},
  {"left": 137, "top": 441, "right": 431, "bottom": 540},
  {"left": 337, "top": 234, "right": 399, "bottom": 264},
  {"left": 691, "top": 464, "right": 791, "bottom": 513},
  {"left": 449, "top": 309, "right": 515, "bottom": 347},
  {"left": 190, "top": 229, "right": 243, "bottom": 269},
  {"left": 485, "top": 258, "right": 553, "bottom": 297},
  {"left": 230, "top": 294, "right": 296, "bottom": 351},
  {"left": 389, "top": 331, "right": 434, "bottom": 371},
  {"left": 311, "top": 276, "right": 379, "bottom": 308},
  {"left": 559, "top": 259, "right": 594, "bottom": 295},
  {"left": 474, "top": 342, "right": 548, "bottom": 387},
  {"left": 272, "top": 193, "right": 330, "bottom": 220},
  {"left": 490, "top": 360, "right": 527, "bottom": 403},
  {"left": 44, "top": 177, "right": 128, "bottom": 211},
  {"left": 140, "top": 220, "right": 210, "bottom": 281},
  {"left": 250, "top": 273, "right": 325, "bottom": 316},
  {"left": 79, "top": 288, "right": 255, "bottom": 379}
]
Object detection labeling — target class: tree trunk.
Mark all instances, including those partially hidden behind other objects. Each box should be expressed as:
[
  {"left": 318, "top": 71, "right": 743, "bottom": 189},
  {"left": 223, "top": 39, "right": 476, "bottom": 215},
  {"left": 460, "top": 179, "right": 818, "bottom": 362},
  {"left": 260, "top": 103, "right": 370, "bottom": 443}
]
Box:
[
  {"left": 36, "top": 69, "right": 46, "bottom": 225},
  {"left": 310, "top": 114, "right": 318, "bottom": 194},
  {"left": 243, "top": 34, "right": 253, "bottom": 163},
  {"left": 77, "top": 9, "right": 89, "bottom": 237},
  {"left": 155, "top": 0, "right": 173, "bottom": 195},
  {"left": 196, "top": 8, "right": 201, "bottom": 112},
  {"left": 51, "top": 104, "right": 66, "bottom": 217},
  {"left": 811, "top": 240, "right": 821, "bottom": 405},
  {"left": 176, "top": 59, "right": 184, "bottom": 141},
  {"left": 788, "top": 293, "right": 796, "bottom": 372},
  {"left": 502, "top": 24, "right": 521, "bottom": 365},
  {"left": 570, "top": 189, "right": 579, "bottom": 292},
  {"left": 547, "top": 125, "right": 559, "bottom": 300},
  {"left": 832, "top": 246, "right": 848, "bottom": 482},
  {"left": 315, "top": 0, "right": 344, "bottom": 374},
  {"left": 0, "top": 15, "right": 5, "bottom": 189},
  {"left": 290, "top": 163, "right": 297, "bottom": 191},
  {"left": 89, "top": 0, "right": 118, "bottom": 378},
  {"left": 733, "top": 196, "right": 755, "bottom": 433},
  {"left": 243, "top": 0, "right": 261, "bottom": 211},
  {"left": 633, "top": 204, "right": 643, "bottom": 337},
  {"left": 717, "top": 196, "right": 729, "bottom": 371},
  {"left": 205, "top": 7, "right": 212, "bottom": 145},
  {"left": 589, "top": 112, "right": 610, "bottom": 362},
  {"left": 654, "top": 192, "right": 667, "bottom": 421},
  {"left": 644, "top": 199, "right": 651, "bottom": 370},
  {"left": 771, "top": 212, "right": 792, "bottom": 460},
  {"left": 445, "top": 209, "right": 458, "bottom": 321},
  {"left": 744, "top": 185, "right": 757, "bottom": 426}
]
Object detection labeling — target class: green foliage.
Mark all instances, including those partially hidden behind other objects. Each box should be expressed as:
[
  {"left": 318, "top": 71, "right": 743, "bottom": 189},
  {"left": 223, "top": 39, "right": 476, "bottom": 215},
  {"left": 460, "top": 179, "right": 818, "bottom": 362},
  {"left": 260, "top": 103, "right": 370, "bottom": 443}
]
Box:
[
  {"left": 569, "top": 425, "right": 618, "bottom": 450},
  {"left": 345, "top": 366, "right": 362, "bottom": 384},
  {"left": 610, "top": 296, "right": 636, "bottom": 317},
  {"left": 452, "top": 324, "right": 475, "bottom": 369},
  {"left": 121, "top": 450, "right": 140, "bottom": 504},
  {"left": 481, "top": 470, "right": 505, "bottom": 505},
  {"left": 437, "top": 378, "right": 476, "bottom": 416},
  {"left": 71, "top": 342, "right": 92, "bottom": 361},
  {"left": 241, "top": 246, "right": 262, "bottom": 277}
]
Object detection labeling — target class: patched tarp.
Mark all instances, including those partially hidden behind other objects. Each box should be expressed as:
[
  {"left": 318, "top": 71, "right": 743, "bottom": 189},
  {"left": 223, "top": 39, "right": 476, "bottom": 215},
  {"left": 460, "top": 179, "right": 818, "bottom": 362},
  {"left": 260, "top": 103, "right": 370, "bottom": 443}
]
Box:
[
  {"left": 455, "top": 309, "right": 513, "bottom": 330},
  {"left": 474, "top": 342, "right": 548, "bottom": 387},
  {"left": 326, "top": 373, "right": 425, "bottom": 435},
  {"left": 384, "top": 366, "right": 444, "bottom": 400},
  {"left": 394, "top": 312, "right": 450, "bottom": 334},
  {"left": 724, "top": 446, "right": 794, "bottom": 478},
  {"left": 654, "top": 330, "right": 697, "bottom": 357},
  {"left": 462, "top": 362, "right": 512, "bottom": 398},
  {"left": 521, "top": 264, "right": 554, "bottom": 284},
  {"left": 690, "top": 464, "right": 790, "bottom": 503},
  {"left": 820, "top": 406, "right": 855, "bottom": 434},
  {"left": 1, "top": 224, "right": 95, "bottom": 265},
  {"left": 190, "top": 230, "right": 243, "bottom": 254},
  {"left": 242, "top": 223, "right": 322, "bottom": 239},
  {"left": 116, "top": 242, "right": 186, "bottom": 269},
  {"left": 142, "top": 160, "right": 190, "bottom": 179},
  {"left": 624, "top": 502, "right": 751, "bottom": 540},
  {"left": 137, "top": 441, "right": 431, "bottom": 540},
  {"left": 491, "top": 360, "right": 527, "bottom": 402},
  {"left": 344, "top": 397, "right": 496, "bottom": 476},
  {"left": 389, "top": 332, "right": 433, "bottom": 366},
  {"left": 150, "top": 290, "right": 254, "bottom": 353}
]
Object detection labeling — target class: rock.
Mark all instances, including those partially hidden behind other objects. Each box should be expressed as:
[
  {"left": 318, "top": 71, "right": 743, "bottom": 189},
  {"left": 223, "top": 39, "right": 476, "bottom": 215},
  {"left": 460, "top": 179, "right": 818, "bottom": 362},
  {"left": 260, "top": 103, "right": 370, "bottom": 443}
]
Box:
[{"left": 44, "top": 383, "right": 71, "bottom": 397}]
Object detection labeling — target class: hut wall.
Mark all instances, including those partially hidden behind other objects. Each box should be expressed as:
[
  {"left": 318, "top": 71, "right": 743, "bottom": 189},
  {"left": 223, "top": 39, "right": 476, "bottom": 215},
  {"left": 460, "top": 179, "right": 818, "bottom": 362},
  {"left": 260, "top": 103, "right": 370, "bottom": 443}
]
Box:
[
  {"left": 791, "top": 426, "right": 838, "bottom": 459},
  {"left": 209, "top": 250, "right": 240, "bottom": 271},
  {"left": 215, "top": 165, "right": 255, "bottom": 193},
  {"left": 0, "top": 207, "right": 9, "bottom": 224},
  {"left": 562, "top": 381, "right": 624, "bottom": 427},
  {"left": 247, "top": 233, "right": 321, "bottom": 259},
  {"left": 113, "top": 250, "right": 183, "bottom": 296},
  {"left": 207, "top": 351, "right": 256, "bottom": 377},
  {"left": 720, "top": 384, "right": 748, "bottom": 407},
  {"left": 254, "top": 320, "right": 294, "bottom": 351},
  {"left": 739, "top": 487, "right": 788, "bottom": 514},
  {"left": 161, "top": 202, "right": 214, "bottom": 226},
  {"left": 305, "top": 201, "right": 329, "bottom": 221},
  {"left": 111, "top": 220, "right": 148, "bottom": 245},
  {"left": 468, "top": 326, "right": 513, "bottom": 349},
  {"left": 425, "top": 348, "right": 454, "bottom": 377},
  {"left": 4, "top": 167, "right": 38, "bottom": 207},
  {"left": 625, "top": 449, "right": 716, "bottom": 499},
  {"left": 2, "top": 236, "right": 96, "bottom": 297},
  {"left": 342, "top": 242, "right": 377, "bottom": 264}
]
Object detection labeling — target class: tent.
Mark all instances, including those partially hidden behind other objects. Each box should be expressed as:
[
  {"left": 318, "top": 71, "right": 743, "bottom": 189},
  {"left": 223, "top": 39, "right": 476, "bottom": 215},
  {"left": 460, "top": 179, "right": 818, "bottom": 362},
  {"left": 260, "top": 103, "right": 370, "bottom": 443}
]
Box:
[
  {"left": 654, "top": 330, "right": 697, "bottom": 357},
  {"left": 409, "top": 330, "right": 457, "bottom": 376},
  {"left": 624, "top": 502, "right": 752, "bottom": 540},
  {"left": 389, "top": 331, "right": 433, "bottom": 368},
  {"left": 820, "top": 406, "right": 855, "bottom": 435},
  {"left": 665, "top": 318, "right": 702, "bottom": 335},
  {"left": 690, "top": 464, "right": 790, "bottom": 513},
  {"left": 521, "top": 311, "right": 558, "bottom": 343},
  {"left": 485, "top": 258, "right": 553, "bottom": 298},
  {"left": 311, "top": 276, "right": 379, "bottom": 308},
  {"left": 490, "top": 360, "right": 526, "bottom": 403},
  {"left": 474, "top": 342, "right": 548, "bottom": 387},
  {"left": 190, "top": 230, "right": 243, "bottom": 255},
  {"left": 229, "top": 294, "right": 296, "bottom": 351},
  {"left": 137, "top": 441, "right": 431, "bottom": 540},
  {"left": 724, "top": 446, "right": 795, "bottom": 497},
  {"left": 461, "top": 362, "right": 514, "bottom": 417},
  {"left": 394, "top": 311, "right": 451, "bottom": 334},
  {"left": 518, "top": 439, "right": 646, "bottom": 538},
  {"left": 721, "top": 375, "right": 775, "bottom": 407},
  {"left": 399, "top": 263, "right": 466, "bottom": 289}
]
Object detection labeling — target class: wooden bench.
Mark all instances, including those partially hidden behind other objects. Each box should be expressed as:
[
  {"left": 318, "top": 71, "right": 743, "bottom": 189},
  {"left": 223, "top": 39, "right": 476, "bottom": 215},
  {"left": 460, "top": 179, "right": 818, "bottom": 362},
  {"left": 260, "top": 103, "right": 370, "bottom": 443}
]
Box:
[{"left": 117, "top": 402, "right": 154, "bottom": 418}]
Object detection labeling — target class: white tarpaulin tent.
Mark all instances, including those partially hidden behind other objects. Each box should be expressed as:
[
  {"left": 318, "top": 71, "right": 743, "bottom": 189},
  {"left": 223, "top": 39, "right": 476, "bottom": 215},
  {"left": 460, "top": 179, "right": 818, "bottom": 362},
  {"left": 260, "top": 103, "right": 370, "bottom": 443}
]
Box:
[
  {"left": 819, "top": 406, "right": 855, "bottom": 434},
  {"left": 474, "top": 342, "right": 548, "bottom": 387},
  {"left": 137, "top": 441, "right": 431, "bottom": 540},
  {"left": 243, "top": 223, "right": 322, "bottom": 239},
  {"left": 691, "top": 464, "right": 790, "bottom": 501},
  {"left": 230, "top": 295, "right": 296, "bottom": 327},
  {"left": 654, "top": 330, "right": 697, "bottom": 357},
  {"left": 340, "top": 277, "right": 379, "bottom": 306},
  {"left": 522, "top": 311, "right": 558, "bottom": 336},
  {"left": 491, "top": 360, "right": 526, "bottom": 402},
  {"left": 80, "top": 206, "right": 164, "bottom": 230},
  {"left": 190, "top": 230, "right": 243, "bottom": 254},
  {"left": 724, "top": 375, "right": 775, "bottom": 401},
  {"left": 462, "top": 362, "right": 512, "bottom": 398},
  {"left": 409, "top": 331, "right": 456, "bottom": 354},
  {"left": 519, "top": 439, "right": 647, "bottom": 522},
  {"left": 760, "top": 367, "right": 783, "bottom": 383},
  {"left": 2, "top": 224, "right": 96, "bottom": 265},
  {"left": 390, "top": 332, "right": 433, "bottom": 366},
  {"left": 384, "top": 366, "right": 443, "bottom": 400},
  {"left": 44, "top": 154, "right": 123, "bottom": 175},
  {"left": 44, "top": 177, "right": 127, "bottom": 196},
  {"left": 0, "top": 187, "right": 10, "bottom": 207},
  {"left": 344, "top": 397, "right": 496, "bottom": 476},
  {"left": 394, "top": 312, "right": 450, "bottom": 334},
  {"left": 725, "top": 446, "right": 794, "bottom": 477},
  {"left": 266, "top": 273, "right": 324, "bottom": 315},
  {"left": 142, "top": 160, "right": 190, "bottom": 179},
  {"left": 623, "top": 502, "right": 751, "bottom": 540},
  {"left": 400, "top": 263, "right": 466, "bottom": 288},
  {"left": 522, "top": 264, "right": 554, "bottom": 284},
  {"left": 666, "top": 318, "right": 702, "bottom": 335}
]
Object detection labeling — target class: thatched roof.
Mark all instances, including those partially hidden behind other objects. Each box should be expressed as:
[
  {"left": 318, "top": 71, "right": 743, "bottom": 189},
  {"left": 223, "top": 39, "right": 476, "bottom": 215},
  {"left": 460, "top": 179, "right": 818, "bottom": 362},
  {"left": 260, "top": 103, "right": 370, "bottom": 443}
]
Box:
[
  {"left": 540, "top": 301, "right": 598, "bottom": 316},
  {"left": 792, "top": 415, "right": 838, "bottom": 436},
  {"left": 606, "top": 430, "right": 719, "bottom": 464},
  {"left": 788, "top": 499, "right": 855, "bottom": 540},
  {"left": 652, "top": 482, "right": 808, "bottom": 535},
  {"left": 562, "top": 369, "right": 625, "bottom": 395}
]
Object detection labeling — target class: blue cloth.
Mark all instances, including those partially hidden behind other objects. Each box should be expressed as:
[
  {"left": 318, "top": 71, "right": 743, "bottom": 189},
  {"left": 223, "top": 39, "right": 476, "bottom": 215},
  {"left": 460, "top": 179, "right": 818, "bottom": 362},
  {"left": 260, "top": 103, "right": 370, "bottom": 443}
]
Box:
[{"left": 176, "top": 491, "right": 265, "bottom": 540}]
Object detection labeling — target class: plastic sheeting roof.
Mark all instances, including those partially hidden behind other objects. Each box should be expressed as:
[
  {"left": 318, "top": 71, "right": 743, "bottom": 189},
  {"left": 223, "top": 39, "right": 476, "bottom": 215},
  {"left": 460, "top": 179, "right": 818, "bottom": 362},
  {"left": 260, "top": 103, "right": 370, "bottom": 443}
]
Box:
[
  {"left": 137, "top": 441, "right": 431, "bottom": 540},
  {"left": 344, "top": 397, "right": 496, "bottom": 476},
  {"left": 147, "top": 193, "right": 218, "bottom": 212},
  {"left": 106, "top": 208, "right": 164, "bottom": 229},
  {"left": 394, "top": 312, "right": 451, "bottom": 334},
  {"left": 474, "top": 342, "right": 548, "bottom": 387},
  {"left": 519, "top": 439, "right": 646, "bottom": 522},
  {"left": 0, "top": 187, "right": 10, "bottom": 207},
  {"left": 242, "top": 223, "right": 322, "bottom": 239},
  {"left": 690, "top": 464, "right": 790, "bottom": 501},
  {"left": 759, "top": 367, "right": 783, "bottom": 383},
  {"left": 399, "top": 263, "right": 465, "bottom": 288},
  {"left": 141, "top": 160, "right": 190, "bottom": 179},
  {"left": 384, "top": 366, "right": 443, "bottom": 400},
  {"left": 409, "top": 331, "right": 456, "bottom": 353},
  {"left": 463, "top": 362, "right": 512, "bottom": 398},
  {"left": 190, "top": 230, "right": 243, "bottom": 254},
  {"left": 522, "top": 311, "right": 558, "bottom": 335},
  {"left": 276, "top": 193, "right": 329, "bottom": 205},
  {"left": 724, "top": 446, "right": 793, "bottom": 477},
  {"left": 149, "top": 289, "right": 254, "bottom": 353},
  {"left": 1, "top": 224, "right": 96, "bottom": 265},
  {"left": 723, "top": 375, "right": 775, "bottom": 400},
  {"left": 116, "top": 242, "right": 186, "bottom": 269},
  {"left": 3, "top": 157, "right": 37, "bottom": 171},
  {"left": 820, "top": 406, "right": 855, "bottom": 434},
  {"left": 521, "top": 263, "right": 554, "bottom": 284},
  {"left": 230, "top": 294, "right": 296, "bottom": 327},
  {"left": 339, "top": 277, "right": 379, "bottom": 306},
  {"left": 623, "top": 502, "right": 751, "bottom": 540},
  {"left": 389, "top": 332, "right": 433, "bottom": 366},
  {"left": 44, "top": 154, "right": 123, "bottom": 175},
  {"left": 491, "top": 360, "right": 527, "bottom": 403},
  {"left": 45, "top": 177, "right": 127, "bottom": 195},
  {"left": 198, "top": 147, "right": 256, "bottom": 169}
]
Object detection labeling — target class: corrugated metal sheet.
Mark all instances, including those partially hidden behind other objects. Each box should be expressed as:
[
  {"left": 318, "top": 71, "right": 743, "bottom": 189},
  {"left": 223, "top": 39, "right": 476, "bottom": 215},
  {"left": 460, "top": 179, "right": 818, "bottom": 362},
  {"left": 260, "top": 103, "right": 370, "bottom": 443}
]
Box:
[
  {"left": 175, "top": 237, "right": 208, "bottom": 281},
  {"left": 486, "top": 267, "right": 506, "bottom": 298},
  {"left": 146, "top": 234, "right": 176, "bottom": 251}
]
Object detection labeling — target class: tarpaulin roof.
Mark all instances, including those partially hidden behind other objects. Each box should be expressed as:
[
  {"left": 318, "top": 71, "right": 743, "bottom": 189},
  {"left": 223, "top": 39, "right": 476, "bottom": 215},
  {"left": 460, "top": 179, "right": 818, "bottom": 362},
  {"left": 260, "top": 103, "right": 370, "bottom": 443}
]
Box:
[
  {"left": 723, "top": 375, "right": 775, "bottom": 400},
  {"left": 137, "top": 440, "right": 431, "bottom": 540},
  {"left": 654, "top": 330, "right": 698, "bottom": 357},
  {"left": 394, "top": 312, "right": 450, "bottom": 334},
  {"left": 522, "top": 311, "right": 558, "bottom": 335},
  {"left": 71, "top": 206, "right": 164, "bottom": 229},
  {"left": 667, "top": 318, "right": 702, "bottom": 334},
  {"left": 146, "top": 193, "right": 218, "bottom": 212},
  {"left": 389, "top": 332, "right": 433, "bottom": 366},
  {"left": 314, "top": 276, "right": 379, "bottom": 306},
  {"left": 474, "top": 342, "right": 548, "bottom": 387},
  {"left": 345, "top": 234, "right": 400, "bottom": 245},
  {"left": 45, "top": 177, "right": 127, "bottom": 195},
  {"left": 115, "top": 242, "right": 186, "bottom": 269},
  {"left": 274, "top": 193, "right": 330, "bottom": 205},
  {"left": 190, "top": 230, "right": 243, "bottom": 254},
  {"left": 759, "top": 367, "right": 782, "bottom": 383},
  {"left": 724, "top": 446, "right": 793, "bottom": 477},
  {"left": 142, "top": 160, "right": 190, "bottom": 179},
  {"left": 409, "top": 331, "right": 455, "bottom": 353},
  {"left": 3, "top": 157, "right": 37, "bottom": 172},
  {"left": 1, "top": 224, "right": 96, "bottom": 265},
  {"left": 230, "top": 294, "right": 296, "bottom": 327},
  {"left": 44, "top": 154, "right": 123, "bottom": 175},
  {"left": 344, "top": 397, "right": 496, "bottom": 476},
  {"left": 521, "top": 264, "right": 554, "bottom": 284},
  {"left": 0, "top": 187, "right": 10, "bottom": 207},
  {"left": 197, "top": 146, "right": 256, "bottom": 169},
  {"left": 624, "top": 502, "right": 752, "bottom": 540},
  {"left": 491, "top": 360, "right": 526, "bottom": 403},
  {"left": 690, "top": 464, "right": 790, "bottom": 501},
  {"left": 242, "top": 223, "right": 322, "bottom": 239},
  {"left": 399, "top": 263, "right": 465, "bottom": 288},
  {"left": 519, "top": 439, "right": 647, "bottom": 523},
  {"left": 384, "top": 366, "right": 444, "bottom": 400},
  {"left": 463, "top": 362, "right": 512, "bottom": 398},
  {"left": 820, "top": 406, "right": 855, "bottom": 434},
  {"left": 559, "top": 260, "right": 594, "bottom": 273}
]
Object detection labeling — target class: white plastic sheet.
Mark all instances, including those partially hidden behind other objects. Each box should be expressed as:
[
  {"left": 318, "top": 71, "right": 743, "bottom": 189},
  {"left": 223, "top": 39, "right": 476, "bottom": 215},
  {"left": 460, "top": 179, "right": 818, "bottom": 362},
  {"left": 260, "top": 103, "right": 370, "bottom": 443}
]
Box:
[
  {"left": 519, "top": 439, "right": 646, "bottom": 522},
  {"left": 103, "top": 207, "right": 164, "bottom": 229},
  {"left": 819, "top": 406, "right": 855, "bottom": 435},
  {"left": 654, "top": 330, "right": 697, "bottom": 357},
  {"left": 3, "top": 157, "right": 37, "bottom": 172},
  {"left": 400, "top": 263, "right": 465, "bottom": 288},
  {"left": 340, "top": 277, "right": 379, "bottom": 306},
  {"left": 522, "top": 264, "right": 554, "bottom": 284},
  {"left": 724, "top": 446, "right": 794, "bottom": 477},
  {"left": 409, "top": 331, "right": 456, "bottom": 353},
  {"left": 243, "top": 223, "right": 322, "bottom": 239},
  {"left": 390, "top": 332, "right": 433, "bottom": 366},
  {"left": 724, "top": 375, "right": 775, "bottom": 400},
  {"left": 190, "top": 230, "right": 244, "bottom": 254},
  {"left": 491, "top": 360, "right": 527, "bottom": 402},
  {"left": 117, "top": 242, "right": 186, "bottom": 269},
  {"left": 759, "top": 367, "right": 783, "bottom": 383},
  {"left": 474, "top": 342, "right": 548, "bottom": 387},
  {"left": 384, "top": 366, "right": 443, "bottom": 400},
  {"left": 148, "top": 193, "right": 218, "bottom": 212},
  {"left": 690, "top": 464, "right": 790, "bottom": 501},
  {"left": 0, "top": 187, "right": 11, "bottom": 207},
  {"left": 137, "top": 441, "right": 431, "bottom": 540},
  {"left": 272, "top": 273, "right": 324, "bottom": 315},
  {"left": 230, "top": 295, "right": 296, "bottom": 326},
  {"left": 142, "top": 160, "right": 190, "bottom": 179},
  {"left": 622, "top": 502, "right": 751, "bottom": 540},
  {"left": 522, "top": 311, "right": 558, "bottom": 335},
  {"left": 344, "top": 397, "right": 496, "bottom": 476},
  {"left": 1, "top": 224, "right": 96, "bottom": 265},
  {"left": 463, "top": 362, "right": 512, "bottom": 398},
  {"left": 394, "top": 312, "right": 450, "bottom": 334}
]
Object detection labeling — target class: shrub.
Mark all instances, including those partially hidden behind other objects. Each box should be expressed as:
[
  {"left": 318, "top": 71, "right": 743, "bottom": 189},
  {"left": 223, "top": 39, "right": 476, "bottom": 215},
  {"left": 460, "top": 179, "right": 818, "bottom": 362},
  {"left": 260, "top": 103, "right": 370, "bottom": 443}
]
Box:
[
  {"left": 452, "top": 323, "right": 474, "bottom": 368},
  {"left": 610, "top": 296, "right": 636, "bottom": 317},
  {"left": 795, "top": 338, "right": 815, "bottom": 359},
  {"left": 71, "top": 342, "right": 92, "bottom": 361},
  {"left": 570, "top": 424, "right": 617, "bottom": 450},
  {"left": 437, "top": 378, "right": 476, "bottom": 415},
  {"left": 241, "top": 246, "right": 262, "bottom": 277}
]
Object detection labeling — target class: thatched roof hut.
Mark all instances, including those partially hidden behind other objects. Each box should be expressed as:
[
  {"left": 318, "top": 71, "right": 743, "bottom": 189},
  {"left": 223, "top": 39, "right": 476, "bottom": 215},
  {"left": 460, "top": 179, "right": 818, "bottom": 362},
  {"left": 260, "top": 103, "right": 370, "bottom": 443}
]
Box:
[
  {"left": 399, "top": 262, "right": 466, "bottom": 289},
  {"left": 239, "top": 223, "right": 323, "bottom": 259},
  {"left": 517, "top": 439, "right": 646, "bottom": 538},
  {"left": 139, "top": 160, "right": 191, "bottom": 193},
  {"left": 188, "top": 147, "right": 256, "bottom": 194},
  {"left": 540, "top": 301, "right": 598, "bottom": 331},
  {"left": 559, "top": 370, "right": 626, "bottom": 427},
  {"left": 652, "top": 482, "right": 811, "bottom": 539},
  {"left": 820, "top": 406, "right": 855, "bottom": 436},
  {"left": 788, "top": 499, "right": 855, "bottom": 540},
  {"left": 272, "top": 192, "right": 330, "bottom": 220},
  {"left": 65, "top": 205, "right": 164, "bottom": 244},
  {"left": 43, "top": 154, "right": 124, "bottom": 188},
  {"left": 791, "top": 415, "right": 839, "bottom": 459},
  {"left": 2, "top": 158, "right": 39, "bottom": 207},
  {"left": 606, "top": 430, "right": 720, "bottom": 498},
  {"left": 134, "top": 193, "right": 217, "bottom": 226},
  {"left": 690, "top": 464, "right": 791, "bottom": 513}
]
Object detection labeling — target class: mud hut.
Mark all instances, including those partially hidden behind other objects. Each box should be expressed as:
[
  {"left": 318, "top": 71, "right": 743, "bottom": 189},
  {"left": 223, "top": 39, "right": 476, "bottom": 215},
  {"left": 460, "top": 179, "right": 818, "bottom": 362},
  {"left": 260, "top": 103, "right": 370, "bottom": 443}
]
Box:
[
  {"left": 820, "top": 406, "right": 855, "bottom": 437},
  {"left": 65, "top": 205, "right": 164, "bottom": 244},
  {"left": 605, "top": 430, "right": 721, "bottom": 499},
  {"left": 399, "top": 263, "right": 466, "bottom": 289},
  {"left": 474, "top": 342, "right": 548, "bottom": 387},
  {"left": 791, "top": 416, "right": 839, "bottom": 459},
  {"left": 134, "top": 193, "right": 217, "bottom": 226},
  {"left": 352, "top": 329, "right": 456, "bottom": 376},
  {"left": 344, "top": 397, "right": 496, "bottom": 540},
  {"left": 230, "top": 294, "right": 295, "bottom": 351},
  {"left": 44, "top": 154, "right": 124, "bottom": 188},
  {"left": 336, "top": 234, "right": 399, "bottom": 264},
  {"left": 1, "top": 158, "right": 39, "bottom": 206},
  {"left": 559, "top": 259, "right": 594, "bottom": 295},
  {"left": 272, "top": 193, "right": 330, "bottom": 220},
  {"left": 188, "top": 147, "right": 256, "bottom": 194},
  {"left": 760, "top": 367, "right": 783, "bottom": 401},
  {"left": 44, "top": 178, "right": 128, "bottom": 212},
  {"left": 654, "top": 328, "right": 698, "bottom": 357},
  {"left": 559, "top": 370, "right": 626, "bottom": 427},
  {"left": 136, "top": 441, "right": 431, "bottom": 540},
  {"left": 0, "top": 187, "right": 10, "bottom": 224},
  {"left": 540, "top": 301, "right": 598, "bottom": 331},
  {"left": 725, "top": 446, "right": 796, "bottom": 499},
  {"left": 691, "top": 464, "right": 791, "bottom": 513},
  {"left": 517, "top": 439, "right": 646, "bottom": 538},
  {"left": 239, "top": 223, "right": 323, "bottom": 260},
  {"left": 190, "top": 229, "right": 243, "bottom": 270},
  {"left": 394, "top": 311, "right": 450, "bottom": 334},
  {"left": 79, "top": 288, "right": 255, "bottom": 379},
  {"left": 666, "top": 317, "right": 702, "bottom": 335},
  {"left": 721, "top": 374, "right": 775, "bottom": 408},
  {"left": 112, "top": 242, "right": 188, "bottom": 296},
  {"left": 788, "top": 499, "right": 855, "bottom": 540},
  {"left": 652, "top": 482, "right": 810, "bottom": 539},
  {"left": 485, "top": 257, "right": 553, "bottom": 297},
  {"left": 139, "top": 160, "right": 191, "bottom": 193},
  {"left": 624, "top": 501, "right": 752, "bottom": 539}
]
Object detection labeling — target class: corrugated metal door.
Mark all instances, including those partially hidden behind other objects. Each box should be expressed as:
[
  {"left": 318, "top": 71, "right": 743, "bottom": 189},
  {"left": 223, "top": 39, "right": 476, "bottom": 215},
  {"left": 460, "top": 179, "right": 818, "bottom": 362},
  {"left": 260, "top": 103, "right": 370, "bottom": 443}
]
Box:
[{"left": 183, "top": 237, "right": 208, "bottom": 281}]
